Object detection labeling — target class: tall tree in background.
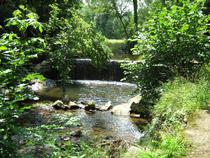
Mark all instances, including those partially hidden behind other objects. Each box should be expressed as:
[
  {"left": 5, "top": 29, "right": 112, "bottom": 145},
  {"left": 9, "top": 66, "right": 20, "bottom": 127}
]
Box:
[
  {"left": 110, "top": 0, "right": 131, "bottom": 39},
  {"left": 133, "top": 0, "right": 138, "bottom": 31}
]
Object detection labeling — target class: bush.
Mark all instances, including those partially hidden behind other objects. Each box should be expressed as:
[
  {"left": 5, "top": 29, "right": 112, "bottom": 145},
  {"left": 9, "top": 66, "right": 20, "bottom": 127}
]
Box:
[
  {"left": 0, "top": 6, "right": 45, "bottom": 157},
  {"left": 153, "top": 78, "right": 209, "bottom": 129},
  {"left": 47, "top": 3, "right": 112, "bottom": 82},
  {"left": 124, "top": 0, "right": 210, "bottom": 103},
  {"left": 139, "top": 134, "right": 187, "bottom": 158}
]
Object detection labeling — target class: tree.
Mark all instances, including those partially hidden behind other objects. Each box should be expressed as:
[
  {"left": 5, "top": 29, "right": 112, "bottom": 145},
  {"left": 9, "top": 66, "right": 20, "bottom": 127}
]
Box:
[
  {"left": 0, "top": 6, "right": 45, "bottom": 156},
  {"left": 133, "top": 0, "right": 138, "bottom": 31},
  {"left": 47, "top": 2, "right": 112, "bottom": 83},
  {"left": 82, "top": 0, "right": 135, "bottom": 39},
  {"left": 124, "top": 0, "right": 210, "bottom": 104}
]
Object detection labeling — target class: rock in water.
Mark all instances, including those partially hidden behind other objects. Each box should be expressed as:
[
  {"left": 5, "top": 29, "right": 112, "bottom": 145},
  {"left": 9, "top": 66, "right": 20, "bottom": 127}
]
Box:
[
  {"left": 130, "top": 95, "right": 142, "bottom": 114},
  {"left": 84, "top": 104, "right": 96, "bottom": 111},
  {"left": 82, "top": 100, "right": 96, "bottom": 111},
  {"left": 29, "top": 79, "right": 56, "bottom": 93},
  {"left": 96, "top": 101, "right": 112, "bottom": 111},
  {"left": 111, "top": 103, "right": 131, "bottom": 116},
  {"left": 111, "top": 95, "right": 142, "bottom": 116},
  {"left": 68, "top": 101, "right": 81, "bottom": 109},
  {"left": 52, "top": 100, "right": 69, "bottom": 110},
  {"left": 129, "top": 95, "right": 141, "bottom": 104}
]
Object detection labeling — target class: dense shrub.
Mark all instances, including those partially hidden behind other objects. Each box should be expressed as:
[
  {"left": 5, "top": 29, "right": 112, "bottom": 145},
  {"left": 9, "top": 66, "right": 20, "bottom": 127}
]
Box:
[
  {"left": 0, "top": 6, "right": 45, "bottom": 157},
  {"left": 47, "top": 3, "right": 112, "bottom": 82},
  {"left": 123, "top": 0, "right": 210, "bottom": 103}
]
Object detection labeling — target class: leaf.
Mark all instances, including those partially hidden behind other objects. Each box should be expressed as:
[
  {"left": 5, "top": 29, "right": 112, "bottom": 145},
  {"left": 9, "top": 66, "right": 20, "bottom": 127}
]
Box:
[
  {"left": 19, "top": 5, "right": 26, "bottom": 10},
  {"left": 0, "top": 69, "right": 12, "bottom": 76},
  {"left": 0, "top": 46, "right": 7, "bottom": 51},
  {"left": 13, "top": 10, "right": 22, "bottom": 17},
  {"left": 21, "top": 73, "right": 45, "bottom": 82},
  {"left": 38, "top": 25, "right": 43, "bottom": 33},
  {"left": 180, "top": 24, "right": 189, "bottom": 32}
]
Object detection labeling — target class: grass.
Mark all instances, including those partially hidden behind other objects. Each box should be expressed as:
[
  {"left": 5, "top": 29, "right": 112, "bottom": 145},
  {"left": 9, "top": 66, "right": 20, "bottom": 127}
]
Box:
[
  {"left": 153, "top": 78, "right": 209, "bottom": 129},
  {"left": 107, "top": 39, "right": 141, "bottom": 60},
  {"left": 107, "top": 39, "right": 127, "bottom": 55},
  {"left": 124, "top": 77, "right": 209, "bottom": 158}
]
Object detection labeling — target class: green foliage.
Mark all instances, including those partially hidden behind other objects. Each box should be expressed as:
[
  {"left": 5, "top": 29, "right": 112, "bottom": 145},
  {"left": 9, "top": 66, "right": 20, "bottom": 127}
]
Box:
[
  {"left": 47, "top": 3, "right": 112, "bottom": 82},
  {"left": 0, "top": 6, "right": 45, "bottom": 157},
  {"left": 153, "top": 78, "right": 209, "bottom": 129},
  {"left": 160, "top": 134, "right": 186, "bottom": 158},
  {"left": 124, "top": 0, "right": 210, "bottom": 103},
  {"left": 15, "top": 112, "right": 111, "bottom": 158},
  {"left": 81, "top": 0, "right": 136, "bottom": 39},
  {"left": 107, "top": 39, "right": 127, "bottom": 54},
  {"left": 139, "top": 134, "right": 187, "bottom": 158},
  {"left": 21, "top": 73, "right": 45, "bottom": 83},
  {"left": 6, "top": 5, "right": 43, "bottom": 33},
  {"left": 135, "top": 77, "right": 209, "bottom": 158},
  {"left": 134, "top": 77, "right": 210, "bottom": 158}
]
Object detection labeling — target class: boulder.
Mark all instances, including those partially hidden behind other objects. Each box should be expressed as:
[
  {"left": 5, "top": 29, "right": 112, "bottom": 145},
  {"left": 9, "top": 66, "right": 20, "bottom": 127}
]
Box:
[
  {"left": 130, "top": 95, "right": 143, "bottom": 114},
  {"left": 130, "top": 113, "right": 141, "bottom": 118},
  {"left": 37, "top": 105, "right": 54, "bottom": 111},
  {"left": 123, "top": 146, "right": 141, "bottom": 158},
  {"left": 29, "top": 79, "right": 56, "bottom": 93},
  {"left": 68, "top": 101, "right": 81, "bottom": 109},
  {"left": 84, "top": 104, "right": 96, "bottom": 111},
  {"left": 129, "top": 95, "right": 141, "bottom": 104},
  {"left": 96, "top": 101, "right": 112, "bottom": 111},
  {"left": 52, "top": 100, "right": 69, "bottom": 110},
  {"left": 111, "top": 95, "right": 142, "bottom": 116},
  {"left": 82, "top": 100, "right": 96, "bottom": 111},
  {"left": 111, "top": 103, "right": 130, "bottom": 116},
  {"left": 70, "top": 130, "right": 82, "bottom": 137}
]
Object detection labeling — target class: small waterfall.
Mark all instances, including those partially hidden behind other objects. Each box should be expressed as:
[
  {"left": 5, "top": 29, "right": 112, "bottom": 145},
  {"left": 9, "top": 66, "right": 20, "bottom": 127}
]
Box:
[
  {"left": 72, "top": 80, "right": 137, "bottom": 88},
  {"left": 71, "top": 59, "right": 125, "bottom": 81}
]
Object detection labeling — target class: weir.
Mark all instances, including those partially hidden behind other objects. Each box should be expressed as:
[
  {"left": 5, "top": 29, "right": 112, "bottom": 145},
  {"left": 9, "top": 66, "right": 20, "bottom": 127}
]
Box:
[{"left": 71, "top": 59, "right": 125, "bottom": 81}]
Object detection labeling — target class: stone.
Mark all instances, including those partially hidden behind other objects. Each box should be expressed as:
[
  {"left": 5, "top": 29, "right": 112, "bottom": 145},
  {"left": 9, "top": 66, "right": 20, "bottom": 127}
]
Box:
[
  {"left": 111, "top": 103, "right": 131, "bottom": 116},
  {"left": 130, "top": 95, "right": 143, "bottom": 114},
  {"left": 82, "top": 100, "right": 96, "bottom": 111},
  {"left": 82, "top": 100, "right": 96, "bottom": 106},
  {"left": 130, "top": 113, "right": 141, "bottom": 118},
  {"left": 68, "top": 101, "right": 81, "bottom": 109},
  {"left": 52, "top": 100, "right": 69, "bottom": 110},
  {"left": 96, "top": 101, "right": 112, "bottom": 111},
  {"left": 123, "top": 146, "right": 141, "bottom": 158},
  {"left": 111, "top": 95, "right": 142, "bottom": 116},
  {"left": 70, "top": 130, "right": 82, "bottom": 137},
  {"left": 37, "top": 105, "right": 54, "bottom": 111},
  {"left": 29, "top": 79, "right": 56, "bottom": 93},
  {"left": 129, "top": 94, "right": 141, "bottom": 104},
  {"left": 84, "top": 103, "right": 96, "bottom": 111}
]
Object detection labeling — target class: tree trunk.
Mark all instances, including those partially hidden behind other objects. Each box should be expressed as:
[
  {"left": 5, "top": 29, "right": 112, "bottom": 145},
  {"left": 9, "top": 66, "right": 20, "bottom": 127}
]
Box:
[
  {"left": 111, "top": 0, "right": 130, "bottom": 39},
  {"left": 133, "top": 0, "right": 138, "bottom": 32}
]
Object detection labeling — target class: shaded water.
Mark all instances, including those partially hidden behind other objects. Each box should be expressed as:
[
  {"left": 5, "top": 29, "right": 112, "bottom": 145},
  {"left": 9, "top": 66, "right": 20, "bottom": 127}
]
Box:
[
  {"left": 75, "top": 110, "right": 145, "bottom": 141},
  {"left": 72, "top": 59, "right": 124, "bottom": 81},
  {"left": 27, "top": 80, "right": 146, "bottom": 143}
]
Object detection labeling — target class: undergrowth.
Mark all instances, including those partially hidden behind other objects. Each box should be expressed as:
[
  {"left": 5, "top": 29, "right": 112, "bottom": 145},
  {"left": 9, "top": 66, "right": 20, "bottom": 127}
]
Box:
[{"left": 134, "top": 77, "right": 209, "bottom": 158}]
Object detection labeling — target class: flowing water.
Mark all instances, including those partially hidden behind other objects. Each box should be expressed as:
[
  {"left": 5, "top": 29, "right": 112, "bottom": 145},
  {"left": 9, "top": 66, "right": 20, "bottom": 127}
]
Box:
[{"left": 27, "top": 80, "right": 146, "bottom": 143}]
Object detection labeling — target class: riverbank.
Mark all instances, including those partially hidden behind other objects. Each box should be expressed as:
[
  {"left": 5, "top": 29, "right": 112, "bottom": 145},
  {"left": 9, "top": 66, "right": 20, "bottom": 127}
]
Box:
[
  {"left": 123, "top": 77, "right": 209, "bottom": 158},
  {"left": 186, "top": 106, "right": 210, "bottom": 158}
]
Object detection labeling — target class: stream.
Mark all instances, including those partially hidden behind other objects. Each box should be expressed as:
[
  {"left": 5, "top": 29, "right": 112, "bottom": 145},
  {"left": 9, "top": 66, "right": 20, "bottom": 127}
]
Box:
[{"left": 21, "top": 80, "right": 147, "bottom": 143}]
